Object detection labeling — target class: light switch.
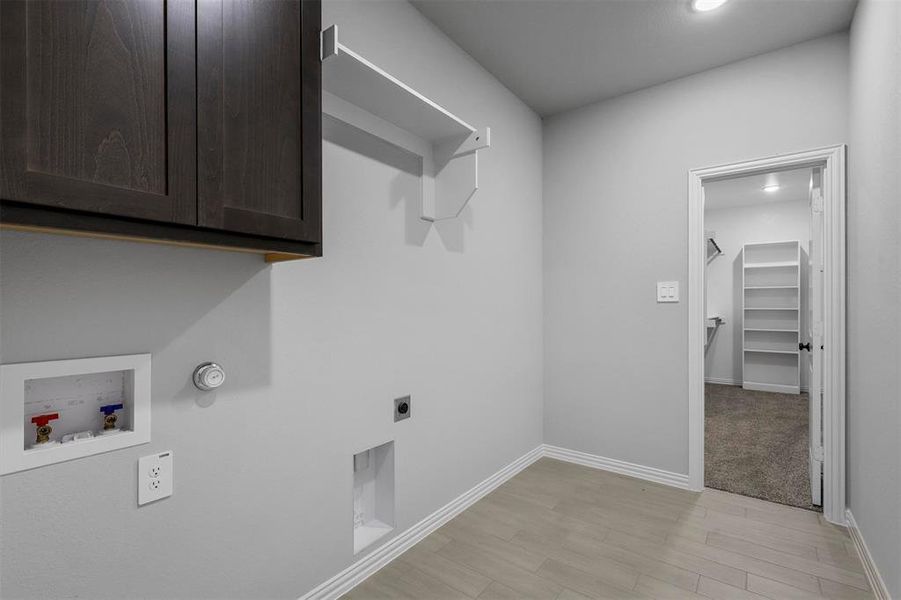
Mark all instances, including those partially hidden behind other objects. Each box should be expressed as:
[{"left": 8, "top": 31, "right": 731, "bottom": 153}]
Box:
[{"left": 657, "top": 281, "right": 679, "bottom": 303}]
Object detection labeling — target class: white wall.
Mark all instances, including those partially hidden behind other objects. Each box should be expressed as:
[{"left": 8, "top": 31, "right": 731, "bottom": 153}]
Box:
[
  {"left": 704, "top": 200, "right": 809, "bottom": 389},
  {"left": 543, "top": 34, "right": 848, "bottom": 474},
  {"left": 847, "top": 0, "right": 901, "bottom": 595},
  {"left": 0, "top": 1, "right": 544, "bottom": 598}
]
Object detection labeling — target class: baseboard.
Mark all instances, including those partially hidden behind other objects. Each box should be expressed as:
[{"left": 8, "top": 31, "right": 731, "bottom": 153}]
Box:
[
  {"left": 543, "top": 444, "right": 691, "bottom": 490},
  {"left": 705, "top": 378, "right": 809, "bottom": 393},
  {"left": 299, "top": 445, "right": 545, "bottom": 600},
  {"left": 845, "top": 509, "right": 891, "bottom": 600},
  {"left": 705, "top": 376, "right": 740, "bottom": 386}
]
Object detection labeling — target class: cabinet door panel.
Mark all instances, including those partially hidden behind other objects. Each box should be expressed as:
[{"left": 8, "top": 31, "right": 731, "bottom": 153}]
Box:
[
  {"left": 0, "top": 0, "right": 196, "bottom": 223},
  {"left": 198, "top": 0, "right": 321, "bottom": 242}
]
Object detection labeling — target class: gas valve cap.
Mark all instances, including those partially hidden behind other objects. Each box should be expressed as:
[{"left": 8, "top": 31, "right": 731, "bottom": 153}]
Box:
[{"left": 193, "top": 362, "right": 226, "bottom": 391}]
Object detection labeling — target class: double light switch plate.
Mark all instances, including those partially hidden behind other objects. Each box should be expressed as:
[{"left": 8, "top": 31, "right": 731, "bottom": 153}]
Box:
[{"left": 657, "top": 281, "right": 679, "bottom": 303}]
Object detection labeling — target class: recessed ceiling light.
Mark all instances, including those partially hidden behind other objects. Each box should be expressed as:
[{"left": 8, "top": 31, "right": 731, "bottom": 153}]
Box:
[
  {"left": 692, "top": 0, "right": 729, "bottom": 12},
  {"left": 763, "top": 184, "right": 781, "bottom": 193}
]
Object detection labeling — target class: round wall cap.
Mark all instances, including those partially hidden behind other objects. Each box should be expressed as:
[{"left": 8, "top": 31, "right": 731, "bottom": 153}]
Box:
[{"left": 193, "top": 362, "right": 226, "bottom": 391}]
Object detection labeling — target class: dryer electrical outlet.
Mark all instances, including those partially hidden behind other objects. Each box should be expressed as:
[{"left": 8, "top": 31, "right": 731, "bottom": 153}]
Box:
[{"left": 138, "top": 451, "right": 173, "bottom": 506}]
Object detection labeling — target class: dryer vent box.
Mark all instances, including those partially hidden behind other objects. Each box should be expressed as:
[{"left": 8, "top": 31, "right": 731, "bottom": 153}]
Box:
[{"left": 352, "top": 440, "right": 395, "bottom": 555}]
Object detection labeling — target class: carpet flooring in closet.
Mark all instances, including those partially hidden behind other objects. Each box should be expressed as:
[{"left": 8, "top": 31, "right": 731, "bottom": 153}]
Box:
[{"left": 704, "top": 383, "right": 816, "bottom": 511}]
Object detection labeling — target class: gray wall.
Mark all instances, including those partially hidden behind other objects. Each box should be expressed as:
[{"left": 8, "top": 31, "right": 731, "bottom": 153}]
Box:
[
  {"left": 543, "top": 34, "right": 849, "bottom": 474},
  {"left": 0, "top": 1, "right": 544, "bottom": 598},
  {"left": 847, "top": 0, "right": 901, "bottom": 595}
]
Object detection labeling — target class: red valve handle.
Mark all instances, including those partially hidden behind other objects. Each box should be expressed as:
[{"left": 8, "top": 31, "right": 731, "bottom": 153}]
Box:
[{"left": 31, "top": 413, "right": 59, "bottom": 427}]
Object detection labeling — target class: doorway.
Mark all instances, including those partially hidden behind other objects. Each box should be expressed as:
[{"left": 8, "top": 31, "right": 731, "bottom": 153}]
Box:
[
  {"left": 704, "top": 167, "right": 819, "bottom": 510},
  {"left": 687, "top": 146, "right": 846, "bottom": 524}
]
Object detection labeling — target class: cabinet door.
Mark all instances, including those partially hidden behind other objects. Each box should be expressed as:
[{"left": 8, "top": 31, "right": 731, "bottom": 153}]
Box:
[
  {"left": 0, "top": 1, "right": 196, "bottom": 224},
  {"left": 197, "top": 0, "right": 322, "bottom": 243}
]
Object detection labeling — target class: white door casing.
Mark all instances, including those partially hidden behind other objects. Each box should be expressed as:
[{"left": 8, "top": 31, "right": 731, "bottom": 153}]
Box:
[{"left": 688, "top": 145, "right": 846, "bottom": 524}]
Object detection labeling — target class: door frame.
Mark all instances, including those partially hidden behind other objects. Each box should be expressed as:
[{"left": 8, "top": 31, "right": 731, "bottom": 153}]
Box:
[{"left": 687, "top": 145, "right": 846, "bottom": 524}]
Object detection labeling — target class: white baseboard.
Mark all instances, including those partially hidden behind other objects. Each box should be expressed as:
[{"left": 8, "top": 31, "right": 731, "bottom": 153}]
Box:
[
  {"left": 845, "top": 509, "right": 891, "bottom": 600},
  {"left": 705, "top": 376, "right": 740, "bottom": 386},
  {"left": 300, "top": 443, "right": 693, "bottom": 599},
  {"left": 299, "top": 445, "right": 544, "bottom": 600},
  {"left": 543, "top": 444, "right": 691, "bottom": 490},
  {"left": 705, "top": 377, "right": 809, "bottom": 393}
]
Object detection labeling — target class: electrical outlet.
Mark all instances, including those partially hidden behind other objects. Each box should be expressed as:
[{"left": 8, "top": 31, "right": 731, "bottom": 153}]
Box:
[
  {"left": 394, "top": 395, "right": 411, "bottom": 422},
  {"left": 138, "top": 451, "right": 173, "bottom": 506}
]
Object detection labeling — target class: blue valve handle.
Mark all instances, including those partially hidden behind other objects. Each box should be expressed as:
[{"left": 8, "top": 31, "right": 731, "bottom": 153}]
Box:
[{"left": 99, "top": 403, "right": 124, "bottom": 415}]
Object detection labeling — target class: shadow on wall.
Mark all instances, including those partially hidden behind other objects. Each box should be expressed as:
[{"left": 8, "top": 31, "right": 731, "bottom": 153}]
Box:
[
  {"left": 0, "top": 231, "right": 272, "bottom": 411},
  {"left": 323, "top": 114, "right": 471, "bottom": 253}
]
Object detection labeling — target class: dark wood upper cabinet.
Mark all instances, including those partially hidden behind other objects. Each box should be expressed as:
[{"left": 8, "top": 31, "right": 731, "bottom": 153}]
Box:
[
  {"left": 0, "top": 0, "right": 322, "bottom": 260},
  {"left": 197, "top": 0, "right": 322, "bottom": 243},
  {"left": 0, "top": 0, "right": 197, "bottom": 224}
]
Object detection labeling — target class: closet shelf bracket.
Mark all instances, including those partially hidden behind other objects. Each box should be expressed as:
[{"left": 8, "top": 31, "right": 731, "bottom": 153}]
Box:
[{"left": 320, "top": 25, "right": 491, "bottom": 223}]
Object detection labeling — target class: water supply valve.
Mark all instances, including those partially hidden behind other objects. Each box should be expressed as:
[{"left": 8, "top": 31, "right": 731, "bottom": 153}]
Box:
[
  {"left": 31, "top": 413, "right": 59, "bottom": 446},
  {"left": 99, "top": 403, "right": 124, "bottom": 434}
]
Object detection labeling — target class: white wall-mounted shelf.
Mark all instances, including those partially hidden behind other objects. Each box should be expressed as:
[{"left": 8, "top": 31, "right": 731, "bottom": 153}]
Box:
[
  {"left": 744, "top": 261, "right": 800, "bottom": 269},
  {"left": 706, "top": 316, "right": 725, "bottom": 328},
  {"left": 744, "top": 285, "right": 798, "bottom": 290},
  {"left": 744, "top": 348, "right": 799, "bottom": 355},
  {"left": 321, "top": 25, "right": 490, "bottom": 222}
]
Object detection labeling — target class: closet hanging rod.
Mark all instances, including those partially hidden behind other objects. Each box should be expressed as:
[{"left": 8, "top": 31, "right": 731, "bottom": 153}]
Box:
[{"left": 708, "top": 237, "right": 723, "bottom": 255}]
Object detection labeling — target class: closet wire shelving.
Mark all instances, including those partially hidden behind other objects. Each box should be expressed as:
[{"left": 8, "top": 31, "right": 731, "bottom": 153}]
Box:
[{"left": 742, "top": 241, "right": 802, "bottom": 394}]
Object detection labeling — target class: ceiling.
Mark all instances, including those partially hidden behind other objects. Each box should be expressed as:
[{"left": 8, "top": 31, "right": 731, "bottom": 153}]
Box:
[
  {"left": 704, "top": 167, "right": 812, "bottom": 210},
  {"left": 412, "top": 0, "right": 856, "bottom": 116}
]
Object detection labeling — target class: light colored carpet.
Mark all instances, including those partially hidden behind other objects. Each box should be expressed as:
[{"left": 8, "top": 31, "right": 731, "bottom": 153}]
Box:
[{"left": 705, "top": 383, "right": 819, "bottom": 511}]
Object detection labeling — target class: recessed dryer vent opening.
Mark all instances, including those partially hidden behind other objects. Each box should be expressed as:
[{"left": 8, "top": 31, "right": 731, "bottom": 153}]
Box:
[{"left": 352, "top": 440, "right": 395, "bottom": 555}]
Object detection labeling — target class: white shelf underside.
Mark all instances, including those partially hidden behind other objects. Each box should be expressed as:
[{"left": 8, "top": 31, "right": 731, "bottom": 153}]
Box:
[{"left": 744, "top": 262, "right": 800, "bottom": 268}]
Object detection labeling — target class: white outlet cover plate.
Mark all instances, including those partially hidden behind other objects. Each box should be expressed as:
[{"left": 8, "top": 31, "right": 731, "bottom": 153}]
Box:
[
  {"left": 138, "top": 450, "right": 173, "bottom": 506},
  {"left": 657, "top": 281, "right": 679, "bottom": 303}
]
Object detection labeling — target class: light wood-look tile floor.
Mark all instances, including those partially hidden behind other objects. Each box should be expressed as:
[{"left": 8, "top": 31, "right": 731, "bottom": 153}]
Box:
[{"left": 343, "top": 458, "right": 872, "bottom": 600}]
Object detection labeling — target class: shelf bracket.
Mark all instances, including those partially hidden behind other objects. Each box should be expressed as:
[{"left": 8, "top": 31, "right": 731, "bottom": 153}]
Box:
[{"left": 421, "top": 128, "right": 491, "bottom": 222}]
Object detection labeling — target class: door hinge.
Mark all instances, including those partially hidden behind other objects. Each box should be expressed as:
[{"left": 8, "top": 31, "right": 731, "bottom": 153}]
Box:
[
  {"left": 813, "top": 446, "right": 824, "bottom": 462},
  {"left": 812, "top": 194, "right": 824, "bottom": 214}
]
